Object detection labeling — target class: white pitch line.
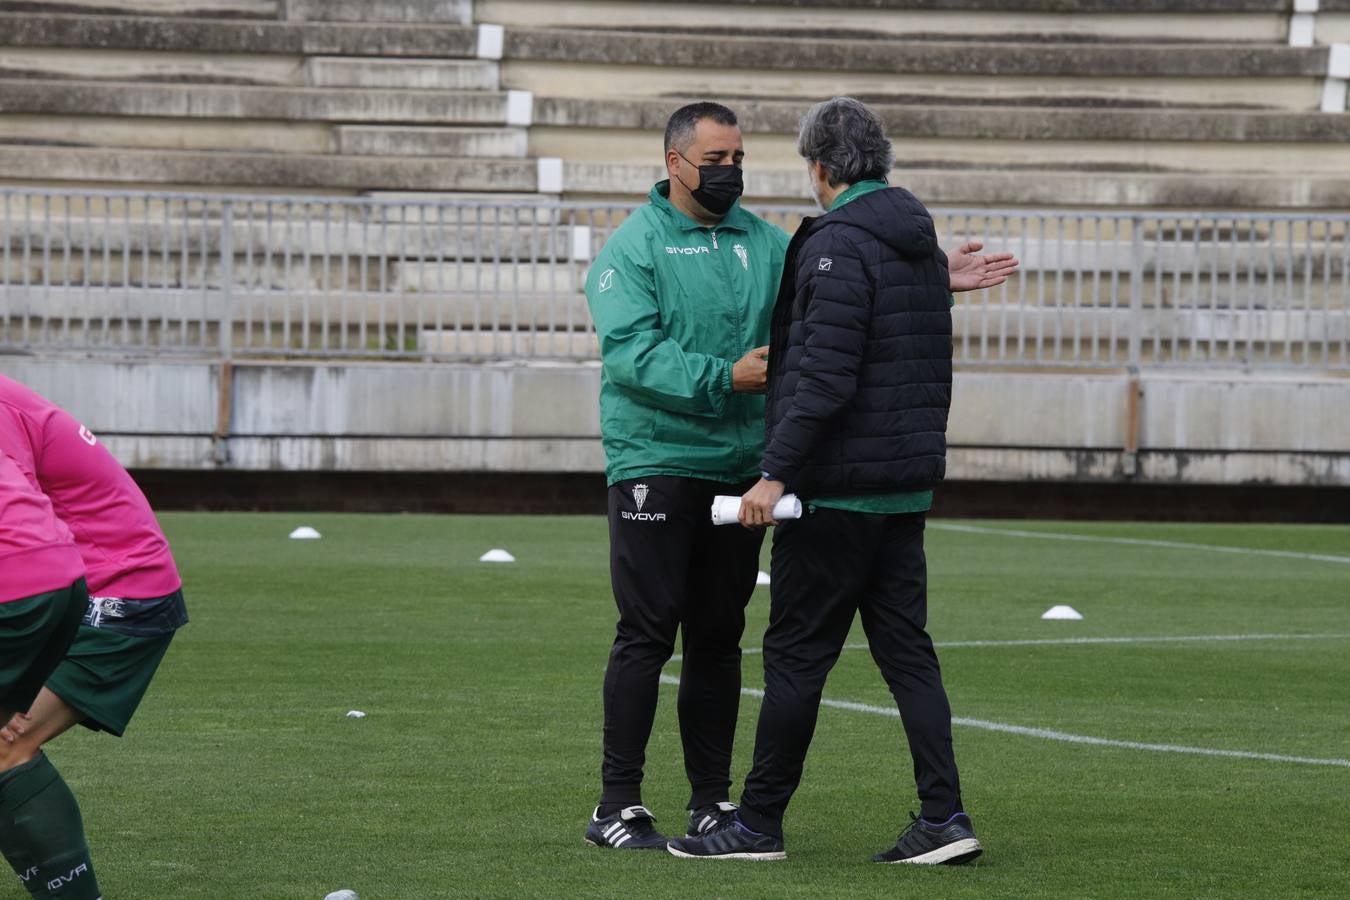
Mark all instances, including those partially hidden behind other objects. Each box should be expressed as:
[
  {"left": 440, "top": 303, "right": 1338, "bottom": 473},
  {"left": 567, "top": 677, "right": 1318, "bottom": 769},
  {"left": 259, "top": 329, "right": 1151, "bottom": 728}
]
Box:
[
  {"left": 656, "top": 675, "right": 1350, "bottom": 769},
  {"left": 670, "top": 631, "right": 1350, "bottom": 663},
  {"left": 931, "top": 632, "right": 1350, "bottom": 649},
  {"left": 929, "top": 522, "right": 1350, "bottom": 565}
]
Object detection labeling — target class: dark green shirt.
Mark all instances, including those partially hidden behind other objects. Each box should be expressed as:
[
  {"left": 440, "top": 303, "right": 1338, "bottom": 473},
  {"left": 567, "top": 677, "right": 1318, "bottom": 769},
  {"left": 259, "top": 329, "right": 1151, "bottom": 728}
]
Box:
[{"left": 811, "top": 180, "right": 949, "bottom": 515}]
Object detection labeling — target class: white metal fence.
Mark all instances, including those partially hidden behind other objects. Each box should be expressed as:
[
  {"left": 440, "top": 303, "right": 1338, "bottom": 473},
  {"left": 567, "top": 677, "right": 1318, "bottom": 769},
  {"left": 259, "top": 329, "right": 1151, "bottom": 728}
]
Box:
[{"left": 2, "top": 187, "right": 1347, "bottom": 369}]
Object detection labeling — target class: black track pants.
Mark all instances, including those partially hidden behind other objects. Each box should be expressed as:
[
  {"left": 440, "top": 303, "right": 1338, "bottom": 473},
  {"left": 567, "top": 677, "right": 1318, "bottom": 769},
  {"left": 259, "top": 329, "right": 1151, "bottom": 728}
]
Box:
[
  {"left": 738, "top": 508, "right": 963, "bottom": 836},
  {"left": 600, "top": 475, "right": 764, "bottom": 810}
]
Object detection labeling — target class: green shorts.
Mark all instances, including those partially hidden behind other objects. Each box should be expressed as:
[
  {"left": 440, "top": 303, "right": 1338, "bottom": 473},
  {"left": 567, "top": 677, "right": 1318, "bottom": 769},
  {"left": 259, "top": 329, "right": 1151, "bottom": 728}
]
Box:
[
  {"left": 47, "top": 589, "right": 187, "bottom": 737},
  {"left": 0, "top": 578, "right": 88, "bottom": 715}
]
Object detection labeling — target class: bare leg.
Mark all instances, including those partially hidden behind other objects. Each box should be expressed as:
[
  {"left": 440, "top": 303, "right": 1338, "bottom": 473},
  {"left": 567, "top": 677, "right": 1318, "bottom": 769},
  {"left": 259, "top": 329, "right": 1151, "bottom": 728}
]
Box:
[{"left": 0, "top": 689, "right": 86, "bottom": 771}]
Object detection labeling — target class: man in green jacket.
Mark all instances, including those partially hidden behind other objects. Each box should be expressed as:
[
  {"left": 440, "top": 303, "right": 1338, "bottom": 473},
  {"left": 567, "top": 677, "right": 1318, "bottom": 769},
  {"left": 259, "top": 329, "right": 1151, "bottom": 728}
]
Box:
[
  {"left": 582, "top": 100, "right": 1018, "bottom": 851},
  {"left": 581, "top": 101, "right": 788, "bottom": 850}
]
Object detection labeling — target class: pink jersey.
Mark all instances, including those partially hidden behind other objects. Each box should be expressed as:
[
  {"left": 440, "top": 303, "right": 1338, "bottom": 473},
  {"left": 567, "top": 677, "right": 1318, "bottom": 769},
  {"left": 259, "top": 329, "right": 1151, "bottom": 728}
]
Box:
[
  {"left": 0, "top": 375, "right": 181, "bottom": 599},
  {"left": 1, "top": 450, "right": 84, "bottom": 603}
]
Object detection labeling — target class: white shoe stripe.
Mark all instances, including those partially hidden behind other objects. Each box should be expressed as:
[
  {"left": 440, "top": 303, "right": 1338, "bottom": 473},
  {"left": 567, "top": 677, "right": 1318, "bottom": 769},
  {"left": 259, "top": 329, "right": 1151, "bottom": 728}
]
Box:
[
  {"left": 612, "top": 832, "right": 632, "bottom": 847},
  {"left": 667, "top": 845, "right": 785, "bottom": 861},
  {"left": 603, "top": 822, "right": 623, "bottom": 839},
  {"left": 700, "top": 815, "right": 714, "bottom": 832},
  {"left": 893, "top": 838, "right": 983, "bottom": 865}
]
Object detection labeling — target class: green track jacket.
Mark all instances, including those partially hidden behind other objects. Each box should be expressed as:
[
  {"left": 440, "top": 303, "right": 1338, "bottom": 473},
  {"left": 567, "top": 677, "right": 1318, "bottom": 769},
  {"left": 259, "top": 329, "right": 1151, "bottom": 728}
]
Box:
[{"left": 585, "top": 181, "right": 789, "bottom": 486}]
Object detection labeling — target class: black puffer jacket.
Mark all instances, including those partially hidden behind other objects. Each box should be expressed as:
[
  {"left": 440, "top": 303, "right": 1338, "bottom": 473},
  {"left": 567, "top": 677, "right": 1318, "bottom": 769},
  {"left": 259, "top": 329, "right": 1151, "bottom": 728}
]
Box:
[{"left": 760, "top": 186, "right": 952, "bottom": 496}]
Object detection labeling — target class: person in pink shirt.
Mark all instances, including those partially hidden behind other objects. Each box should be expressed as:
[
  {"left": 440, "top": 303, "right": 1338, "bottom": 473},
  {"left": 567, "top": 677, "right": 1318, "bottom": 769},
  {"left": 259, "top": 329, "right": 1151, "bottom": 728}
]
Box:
[
  {"left": 0, "top": 374, "right": 186, "bottom": 899},
  {"left": 1, "top": 449, "right": 102, "bottom": 899}
]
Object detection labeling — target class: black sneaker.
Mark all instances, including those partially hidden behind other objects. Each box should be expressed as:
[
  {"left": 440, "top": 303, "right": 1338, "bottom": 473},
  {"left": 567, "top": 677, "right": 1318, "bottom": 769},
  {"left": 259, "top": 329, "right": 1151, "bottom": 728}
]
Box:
[
  {"left": 583, "top": 805, "right": 668, "bottom": 850},
  {"left": 686, "top": 801, "right": 739, "bottom": 837},
  {"left": 667, "top": 817, "right": 786, "bottom": 861},
  {"left": 872, "top": 812, "right": 983, "bottom": 865}
]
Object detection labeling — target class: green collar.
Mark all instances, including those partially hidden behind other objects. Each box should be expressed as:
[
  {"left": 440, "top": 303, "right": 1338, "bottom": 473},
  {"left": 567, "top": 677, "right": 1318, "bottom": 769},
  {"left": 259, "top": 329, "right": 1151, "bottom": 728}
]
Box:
[
  {"left": 650, "top": 180, "right": 751, "bottom": 232},
  {"left": 828, "top": 179, "right": 889, "bottom": 212}
]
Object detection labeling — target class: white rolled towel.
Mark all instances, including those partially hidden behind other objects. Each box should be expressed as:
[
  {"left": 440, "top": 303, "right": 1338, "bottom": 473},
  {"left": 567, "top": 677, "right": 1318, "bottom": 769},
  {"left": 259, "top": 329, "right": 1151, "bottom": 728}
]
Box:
[{"left": 710, "top": 494, "right": 803, "bottom": 526}]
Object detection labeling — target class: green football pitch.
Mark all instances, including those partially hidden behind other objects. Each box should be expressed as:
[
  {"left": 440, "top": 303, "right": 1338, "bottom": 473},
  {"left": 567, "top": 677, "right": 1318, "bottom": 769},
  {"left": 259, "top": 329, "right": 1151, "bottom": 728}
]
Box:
[{"left": 27, "top": 513, "right": 1350, "bottom": 899}]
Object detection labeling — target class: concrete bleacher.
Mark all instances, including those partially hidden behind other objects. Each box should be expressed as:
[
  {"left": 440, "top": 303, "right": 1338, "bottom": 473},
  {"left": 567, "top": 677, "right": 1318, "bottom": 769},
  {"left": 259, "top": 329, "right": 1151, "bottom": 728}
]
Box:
[
  {"left": 2, "top": 1, "right": 1349, "bottom": 495},
  {"left": 0, "top": 1, "right": 1348, "bottom": 207},
  {"left": 0, "top": 3, "right": 543, "bottom": 192},
  {"left": 488, "top": 1, "right": 1350, "bottom": 208}
]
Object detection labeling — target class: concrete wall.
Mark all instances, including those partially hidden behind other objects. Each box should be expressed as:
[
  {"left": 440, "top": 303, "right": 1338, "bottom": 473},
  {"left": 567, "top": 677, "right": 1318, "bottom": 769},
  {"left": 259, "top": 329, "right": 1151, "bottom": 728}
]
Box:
[{"left": 1, "top": 355, "right": 1345, "bottom": 487}]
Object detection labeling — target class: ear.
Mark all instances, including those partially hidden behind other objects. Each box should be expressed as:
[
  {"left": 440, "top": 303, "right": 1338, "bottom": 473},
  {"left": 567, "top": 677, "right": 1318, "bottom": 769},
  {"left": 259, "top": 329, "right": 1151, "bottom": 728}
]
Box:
[{"left": 666, "top": 148, "right": 682, "bottom": 178}]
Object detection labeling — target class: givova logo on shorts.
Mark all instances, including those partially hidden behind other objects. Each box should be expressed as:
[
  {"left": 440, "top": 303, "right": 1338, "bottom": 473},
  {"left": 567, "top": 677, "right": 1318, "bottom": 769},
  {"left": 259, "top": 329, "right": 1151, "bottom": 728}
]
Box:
[{"left": 621, "top": 483, "right": 667, "bottom": 522}]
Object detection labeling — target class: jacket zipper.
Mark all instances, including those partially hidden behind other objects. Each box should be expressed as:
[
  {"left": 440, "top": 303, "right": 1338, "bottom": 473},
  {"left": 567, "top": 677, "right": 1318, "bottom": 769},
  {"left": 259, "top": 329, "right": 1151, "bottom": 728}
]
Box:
[{"left": 711, "top": 227, "right": 749, "bottom": 468}]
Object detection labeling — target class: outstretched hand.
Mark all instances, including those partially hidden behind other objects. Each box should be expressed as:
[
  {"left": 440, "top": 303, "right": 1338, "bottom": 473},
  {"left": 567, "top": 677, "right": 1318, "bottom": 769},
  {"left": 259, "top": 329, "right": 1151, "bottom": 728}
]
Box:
[{"left": 948, "top": 241, "right": 1020, "bottom": 292}]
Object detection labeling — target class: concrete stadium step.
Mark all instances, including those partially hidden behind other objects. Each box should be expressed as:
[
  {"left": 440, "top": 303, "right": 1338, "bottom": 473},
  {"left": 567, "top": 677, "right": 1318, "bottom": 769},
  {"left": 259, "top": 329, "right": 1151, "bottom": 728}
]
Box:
[
  {"left": 390, "top": 261, "right": 582, "bottom": 295},
  {"left": 11, "top": 260, "right": 1338, "bottom": 315},
  {"left": 0, "top": 0, "right": 277, "bottom": 18},
  {"left": 0, "top": 286, "right": 592, "bottom": 331},
  {"left": 951, "top": 277, "right": 1349, "bottom": 311},
  {"left": 1, "top": 14, "right": 479, "bottom": 56},
  {"left": 952, "top": 307, "right": 1350, "bottom": 354},
  {"left": 304, "top": 58, "right": 499, "bottom": 91},
  {"left": 7, "top": 288, "right": 1341, "bottom": 364},
  {"left": 0, "top": 189, "right": 574, "bottom": 221},
  {"left": 0, "top": 145, "right": 549, "bottom": 192},
  {"left": 358, "top": 192, "right": 567, "bottom": 222},
  {"left": 474, "top": 0, "right": 1302, "bottom": 43},
  {"left": 0, "top": 81, "right": 532, "bottom": 126},
  {"left": 498, "top": 27, "right": 1328, "bottom": 74},
  {"left": 0, "top": 259, "right": 587, "bottom": 297},
  {"left": 0, "top": 48, "right": 302, "bottom": 86},
  {"left": 417, "top": 329, "right": 598, "bottom": 358},
  {"left": 1325, "top": 11, "right": 1350, "bottom": 46},
  {"left": 6, "top": 147, "right": 1341, "bottom": 207},
  {"left": 286, "top": 0, "right": 470, "bottom": 24},
  {"left": 336, "top": 127, "right": 528, "bottom": 158},
  {"left": 402, "top": 251, "right": 1349, "bottom": 293},
  {"left": 0, "top": 317, "right": 602, "bottom": 361},
  {"left": 496, "top": 28, "right": 1337, "bottom": 111},
  {"left": 936, "top": 236, "right": 1350, "bottom": 281},
  {"left": 536, "top": 127, "right": 1350, "bottom": 175},
  {"left": 561, "top": 161, "right": 1350, "bottom": 210},
  {"left": 533, "top": 96, "right": 1350, "bottom": 143},
  {"left": 0, "top": 217, "right": 587, "bottom": 272},
  {"left": 12, "top": 96, "right": 1347, "bottom": 176},
  {"left": 506, "top": 63, "right": 1325, "bottom": 113},
  {"left": 0, "top": 115, "right": 333, "bottom": 155}
]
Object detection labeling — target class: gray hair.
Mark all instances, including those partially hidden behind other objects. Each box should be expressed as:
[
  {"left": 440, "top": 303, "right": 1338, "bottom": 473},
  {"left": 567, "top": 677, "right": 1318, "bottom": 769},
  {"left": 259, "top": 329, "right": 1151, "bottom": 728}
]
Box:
[{"left": 796, "top": 97, "right": 894, "bottom": 186}]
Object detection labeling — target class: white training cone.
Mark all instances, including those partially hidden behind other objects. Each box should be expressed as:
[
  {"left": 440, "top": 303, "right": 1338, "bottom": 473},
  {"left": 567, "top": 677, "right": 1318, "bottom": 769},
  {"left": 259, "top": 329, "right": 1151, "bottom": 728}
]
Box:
[
  {"left": 479, "top": 548, "right": 516, "bottom": 563},
  {"left": 756, "top": 571, "right": 771, "bottom": 586},
  {"left": 345, "top": 710, "right": 366, "bottom": 719},
  {"left": 1041, "top": 605, "right": 1083, "bottom": 620},
  {"left": 289, "top": 526, "right": 321, "bottom": 540}
]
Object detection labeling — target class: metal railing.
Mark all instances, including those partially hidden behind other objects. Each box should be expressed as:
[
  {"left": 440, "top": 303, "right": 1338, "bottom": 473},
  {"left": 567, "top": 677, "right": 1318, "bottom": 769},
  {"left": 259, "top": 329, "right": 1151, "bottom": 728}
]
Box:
[{"left": 2, "top": 187, "right": 1348, "bottom": 370}]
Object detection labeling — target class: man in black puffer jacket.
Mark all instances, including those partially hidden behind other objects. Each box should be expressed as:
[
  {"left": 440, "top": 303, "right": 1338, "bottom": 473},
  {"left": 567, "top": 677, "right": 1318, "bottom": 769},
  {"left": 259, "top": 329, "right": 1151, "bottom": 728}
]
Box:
[{"left": 668, "top": 97, "right": 1017, "bottom": 865}]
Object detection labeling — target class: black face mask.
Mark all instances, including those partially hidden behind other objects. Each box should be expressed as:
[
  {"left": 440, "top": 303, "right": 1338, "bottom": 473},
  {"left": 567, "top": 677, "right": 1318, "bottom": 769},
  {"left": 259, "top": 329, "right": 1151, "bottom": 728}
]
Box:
[{"left": 675, "top": 152, "right": 744, "bottom": 216}]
